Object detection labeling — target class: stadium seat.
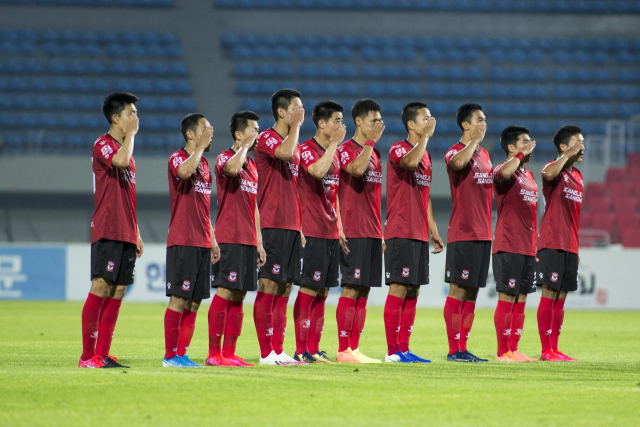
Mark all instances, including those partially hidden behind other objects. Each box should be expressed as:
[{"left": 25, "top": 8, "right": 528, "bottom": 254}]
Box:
[{"left": 606, "top": 167, "right": 627, "bottom": 184}]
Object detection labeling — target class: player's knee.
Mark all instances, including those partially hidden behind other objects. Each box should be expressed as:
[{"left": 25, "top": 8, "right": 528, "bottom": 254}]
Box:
[
  {"left": 90, "top": 277, "right": 111, "bottom": 298},
  {"left": 168, "top": 295, "right": 188, "bottom": 312},
  {"left": 231, "top": 290, "right": 247, "bottom": 302},
  {"left": 299, "top": 285, "right": 319, "bottom": 296},
  {"left": 358, "top": 286, "right": 370, "bottom": 299},
  {"left": 341, "top": 285, "right": 359, "bottom": 299},
  {"left": 258, "top": 278, "right": 279, "bottom": 295},
  {"left": 216, "top": 286, "right": 234, "bottom": 300},
  {"left": 112, "top": 285, "right": 127, "bottom": 300},
  {"left": 406, "top": 285, "right": 420, "bottom": 299},
  {"left": 388, "top": 283, "right": 407, "bottom": 298},
  {"left": 447, "top": 283, "right": 466, "bottom": 299},
  {"left": 188, "top": 299, "right": 202, "bottom": 312}
]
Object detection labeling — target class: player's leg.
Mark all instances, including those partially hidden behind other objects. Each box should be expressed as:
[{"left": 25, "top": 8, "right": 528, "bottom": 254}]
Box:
[
  {"left": 336, "top": 284, "right": 360, "bottom": 363},
  {"left": 293, "top": 284, "right": 319, "bottom": 362},
  {"left": 174, "top": 298, "right": 202, "bottom": 367},
  {"left": 494, "top": 292, "right": 517, "bottom": 361},
  {"left": 162, "top": 294, "right": 191, "bottom": 367},
  {"left": 206, "top": 286, "right": 235, "bottom": 367},
  {"left": 222, "top": 290, "right": 253, "bottom": 367},
  {"left": 536, "top": 249, "right": 565, "bottom": 361},
  {"left": 384, "top": 283, "right": 412, "bottom": 362},
  {"left": 509, "top": 255, "right": 537, "bottom": 362},
  {"left": 309, "top": 287, "right": 334, "bottom": 363},
  {"left": 443, "top": 282, "right": 465, "bottom": 360},
  {"left": 551, "top": 251, "right": 578, "bottom": 361},
  {"left": 349, "top": 286, "right": 370, "bottom": 353},
  {"left": 79, "top": 276, "right": 110, "bottom": 367}
]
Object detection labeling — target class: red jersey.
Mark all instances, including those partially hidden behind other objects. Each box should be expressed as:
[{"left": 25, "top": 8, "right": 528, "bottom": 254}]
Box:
[
  {"left": 299, "top": 138, "right": 340, "bottom": 239},
  {"left": 337, "top": 139, "right": 383, "bottom": 239},
  {"left": 254, "top": 128, "right": 301, "bottom": 231},
  {"left": 166, "top": 149, "right": 212, "bottom": 249},
  {"left": 214, "top": 149, "right": 259, "bottom": 246},
  {"left": 537, "top": 163, "right": 583, "bottom": 254},
  {"left": 444, "top": 142, "right": 493, "bottom": 243},
  {"left": 91, "top": 134, "right": 137, "bottom": 245},
  {"left": 492, "top": 164, "right": 538, "bottom": 256},
  {"left": 385, "top": 140, "right": 432, "bottom": 242}
]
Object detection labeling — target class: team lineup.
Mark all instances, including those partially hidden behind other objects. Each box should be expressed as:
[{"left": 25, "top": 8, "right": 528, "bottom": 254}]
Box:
[{"left": 79, "top": 89, "right": 585, "bottom": 368}]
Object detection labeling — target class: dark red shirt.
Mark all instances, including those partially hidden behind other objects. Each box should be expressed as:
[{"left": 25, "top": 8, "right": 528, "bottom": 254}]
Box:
[
  {"left": 385, "top": 140, "right": 432, "bottom": 242},
  {"left": 91, "top": 134, "right": 137, "bottom": 245},
  {"left": 254, "top": 128, "right": 301, "bottom": 231},
  {"left": 299, "top": 138, "right": 340, "bottom": 239},
  {"left": 167, "top": 149, "right": 212, "bottom": 249},
  {"left": 337, "top": 139, "right": 383, "bottom": 239},
  {"left": 538, "top": 162, "right": 583, "bottom": 254},
  {"left": 214, "top": 149, "right": 259, "bottom": 246},
  {"left": 492, "top": 163, "right": 538, "bottom": 256},
  {"left": 444, "top": 142, "right": 493, "bottom": 243}
]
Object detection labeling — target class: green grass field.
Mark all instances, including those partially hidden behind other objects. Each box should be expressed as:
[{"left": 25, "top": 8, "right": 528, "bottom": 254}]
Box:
[{"left": 0, "top": 301, "right": 639, "bottom": 426}]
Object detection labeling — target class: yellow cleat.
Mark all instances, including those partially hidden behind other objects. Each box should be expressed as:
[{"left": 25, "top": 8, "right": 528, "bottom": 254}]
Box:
[
  {"left": 313, "top": 350, "right": 336, "bottom": 364},
  {"left": 336, "top": 347, "right": 360, "bottom": 363},
  {"left": 350, "top": 348, "right": 382, "bottom": 363}
]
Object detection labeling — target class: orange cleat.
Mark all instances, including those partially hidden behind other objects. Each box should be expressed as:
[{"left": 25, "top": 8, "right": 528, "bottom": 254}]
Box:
[
  {"left": 511, "top": 350, "right": 538, "bottom": 362},
  {"left": 336, "top": 348, "right": 360, "bottom": 364},
  {"left": 224, "top": 354, "right": 254, "bottom": 367},
  {"left": 78, "top": 355, "right": 107, "bottom": 368},
  {"left": 540, "top": 349, "right": 564, "bottom": 362},
  {"left": 206, "top": 353, "right": 234, "bottom": 367},
  {"left": 554, "top": 350, "right": 578, "bottom": 362},
  {"left": 495, "top": 351, "right": 519, "bottom": 362}
]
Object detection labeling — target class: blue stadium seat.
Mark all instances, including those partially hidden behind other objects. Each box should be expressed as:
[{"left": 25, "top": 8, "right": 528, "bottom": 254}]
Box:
[
  {"left": 617, "top": 104, "right": 640, "bottom": 116},
  {"left": 554, "top": 85, "right": 573, "bottom": 99},
  {"left": 616, "top": 86, "right": 639, "bottom": 99},
  {"left": 616, "top": 69, "right": 640, "bottom": 81},
  {"left": 424, "top": 48, "right": 444, "bottom": 61}
]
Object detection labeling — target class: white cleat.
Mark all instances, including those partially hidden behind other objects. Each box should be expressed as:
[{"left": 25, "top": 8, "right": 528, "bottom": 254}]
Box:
[
  {"left": 259, "top": 350, "right": 294, "bottom": 366},
  {"left": 277, "top": 351, "right": 307, "bottom": 365}
]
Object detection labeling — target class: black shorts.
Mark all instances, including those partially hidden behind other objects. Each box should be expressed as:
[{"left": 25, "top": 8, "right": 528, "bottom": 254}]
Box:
[
  {"left": 492, "top": 251, "right": 536, "bottom": 295},
  {"left": 298, "top": 237, "right": 340, "bottom": 288},
  {"left": 258, "top": 228, "right": 302, "bottom": 284},
  {"left": 444, "top": 240, "right": 492, "bottom": 288},
  {"left": 384, "top": 238, "right": 429, "bottom": 286},
  {"left": 213, "top": 243, "right": 258, "bottom": 292},
  {"left": 166, "top": 246, "right": 211, "bottom": 300},
  {"left": 340, "top": 237, "right": 383, "bottom": 288},
  {"left": 91, "top": 238, "right": 137, "bottom": 286},
  {"left": 536, "top": 248, "right": 579, "bottom": 292}
]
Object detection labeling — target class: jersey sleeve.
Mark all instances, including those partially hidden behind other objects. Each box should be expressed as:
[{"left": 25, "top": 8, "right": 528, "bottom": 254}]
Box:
[
  {"left": 389, "top": 144, "right": 409, "bottom": 166},
  {"left": 444, "top": 146, "right": 458, "bottom": 166},
  {"left": 256, "top": 131, "right": 282, "bottom": 159},
  {"left": 215, "top": 151, "right": 231, "bottom": 175},
  {"left": 93, "top": 138, "right": 118, "bottom": 168},
  {"left": 338, "top": 144, "right": 357, "bottom": 171},
  {"left": 492, "top": 162, "right": 505, "bottom": 182},
  {"left": 169, "top": 152, "right": 187, "bottom": 178},
  {"left": 299, "top": 144, "right": 319, "bottom": 172}
]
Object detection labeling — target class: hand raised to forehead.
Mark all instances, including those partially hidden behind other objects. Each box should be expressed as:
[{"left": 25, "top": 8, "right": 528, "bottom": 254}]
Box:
[{"left": 365, "top": 120, "right": 385, "bottom": 142}]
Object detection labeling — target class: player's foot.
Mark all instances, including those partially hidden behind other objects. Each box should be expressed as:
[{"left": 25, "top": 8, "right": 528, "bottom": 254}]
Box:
[
  {"left": 553, "top": 350, "right": 578, "bottom": 362},
  {"left": 278, "top": 351, "right": 308, "bottom": 365},
  {"left": 351, "top": 348, "right": 382, "bottom": 363},
  {"left": 540, "top": 349, "right": 564, "bottom": 362},
  {"left": 224, "top": 354, "right": 254, "bottom": 367},
  {"left": 336, "top": 348, "right": 361, "bottom": 363},
  {"left": 446, "top": 350, "right": 473, "bottom": 362},
  {"left": 495, "top": 351, "right": 520, "bottom": 362},
  {"left": 205, "top": 353, "right": 234, "bottom": 367},
  {"left": 294, "top": 351, "right": 317, "bottom": 363},
  {"left": 403, "top": 351, "right": 431, "bottom": 363},
  {"left": 163, "top": 355, "right": 192, "bottom": 368},
  {"left": 312, "top": 350, "right": 336, "bottom": 363},
  {"left": 461, "top": 350, "right": 489, "bottom": 362},
  {"left": 179, "top": 355, "right": 204, "bottom": 368},
  {"left": 103, "top": 355, "right": 130, "bottom": 368},
  {"left": 384, "top": 351, "right": 412, "bottom": 363},
  {"left": 259, "top": 350, "right": 292, "bottom": 366},
  {"left": 511, "top": 350, "right": 537, "bottom": 362},
  {"left": 78, "top": 355, "right": 106, "bottom": 368}
]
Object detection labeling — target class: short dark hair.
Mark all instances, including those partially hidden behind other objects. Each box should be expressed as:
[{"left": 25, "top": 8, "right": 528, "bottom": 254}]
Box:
[
  {"left": 271, "top": 88, "right": 301, "bottom": 121},
  {"left": 312, "top": 101, "right": 344, "bottom": 128},
  {"left": 402, "top": 102, "right": 429, "bottom": 132},
  {"left": 102, "top": 92, "right": 138, "bottom": 124},
  {"left": 456, "top": 103, "right": 483, "bottom": 132},
  {"left": 230, "top": 110, "right": 260, "bottom": 140},
  {"left": 181, "top": 113, "right": 205, "bottom": 142},
  {"left": 553, "top": 125, "right": 583, "bottom": 154},
  {"left": 351, "top": 99, "right": 381, "bottom": 125},
  {"left": 500, "top": 126, "right": 530, "bottom": 155}
]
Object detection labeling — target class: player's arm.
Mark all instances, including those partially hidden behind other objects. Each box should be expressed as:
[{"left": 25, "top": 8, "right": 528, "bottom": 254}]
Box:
[
  {"left": 111, "top": 116, "right": 139, "bottom": 169},
  {"left": 496, "top": 140, "right": 537, "bottom": 182},
  {"left": 541, "top": 138, "right": 583, "bottom": 181},
  {"left": 177, "top": 127, "right": 213, "bottom": 180},
  {"left": 210, "top": 220, "right": 220, "bottom": 264},
  {"left": 347, "top": 121, "right": 385, "bottom": 177},
  {"left": 255, "top": 203, "right": 266, "bottom": 267},
  {"left": 275, "top": 105, "right": 304, "bottom": 161},
  {"left": 337, "top": 195, "right": 349, "bottom": 254},
  {"left": 136, "top": 225, "right": 144, "bottom": 258},
  {"left": 224, "top": 129, "right": 256, "bottom": 177},
  {"left": 307, "top": 125, "right": 346, "bottom": 180},
  {"left": 427, "top": 198, "right": 443, "bottom": 254},
  {"left": 448, "top": 124, "right": 486, "bottom": 171},
  {"left": 399, "top": 118, "right": 436, "bottom": 170}
]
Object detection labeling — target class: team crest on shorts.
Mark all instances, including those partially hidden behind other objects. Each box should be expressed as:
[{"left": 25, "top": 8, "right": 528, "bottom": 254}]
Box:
[
  {"left": 182, "top": 281, "right": 190, "bottom": 291},
  {"left": 402, "top": 267, "right": 410, "bottom": 277},
  {"left": 272, "top": 264, "right": 281, "bottom": 274},
  {"left": 508, "top": 278, "right": 516, "bottom": 288},
  {"left": 229, "top": 271, "right": 238, "bottom": 282},
  {"left": 461, "top": 270, "right": 470, "bottom": 280},
  {"left": 551, "top": 272, "right": 558, "bottom": 282},
  {"left": 354, "top": 269, "right": 361, "bottom": 279},
  {"left": 313, "top": 271, "right": 321, "bottom": 281},
  {"left": 106, "top": 261, "right": 115, "bottom": 272}
]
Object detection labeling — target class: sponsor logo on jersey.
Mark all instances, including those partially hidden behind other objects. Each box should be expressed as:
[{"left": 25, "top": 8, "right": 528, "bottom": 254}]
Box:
[
  {"left": 287, "top": 161, "right": 299, "bottom": 177},
  {"left": 106, "top": 261, "right": 115, "bottom": 272},
  {"left": 354, "top": 269, "right": 361, "bottom": 279},
  {"left": 551, "top": 272, "right": 558, "bottom": 282},
  {"left": 340, "top": 151, "right": 350, "bottom": 165},
  {"left": 519, "top": 188, "right": 538, "bottom": 203},
  {"left": 414, "top": 171, "right": 431, "bottom": 187},
  {"left": 508, "top": 278, "right": 516, "bottom": 288},
  {"left": 101, "top": 144, "right": 114, "bottom": 159},
  {"left": 473, "top": 172, "right": 492, "bottom": 184},
  {"left": 217, "top": 154, "right": 229, "bottom": 168},
  {"left": 229, "top": 272, "right": 238, "bottom": 282},
  {"left": 265, "top": 136, "right": 279, "bottom": 149},
  {"left": 301, "top": 149, "right": 314, "bottom": 163},
  {"left": 272, "top": 264, "right": 281, "bottom": 274},
  {"left": 240, "top": 178, "right": 257, "bottom": 194},
  {"left": 182, "top": 280, "right": 190, "bottom": 291},
  {"left": 402, "top": 267, "right": 410, "bottom": 277},
  {"left": 193, "top": 180, "right": 212, "bottom": 195},
  {"left": 173, "top": 155, "right": 185, "bottom": 169},
  {"left": 461, "top": 270, "right": 470, "bottom": 279},
  {"left": 563, "top": 186, "right": 583, "bottom": 203},
  {"left": 313, "top": 271, "right": 321, "bottom": 281},
  {"left": 363, "top": 170, "right": 383, "bottom": 184},
  {"left": 394, "top": 146, "right": 407, "bottom": 158}
]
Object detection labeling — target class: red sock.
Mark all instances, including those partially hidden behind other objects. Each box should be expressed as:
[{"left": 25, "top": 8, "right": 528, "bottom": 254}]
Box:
[
  {"left": 510, "top": 301, "right": 526, "bottom": 352},
  {"left": 222, "top": 301, "right": 243, "bottom": 357},
  {"left": 81, "top": 293, "right": 104, "bottom": 360},
  {"left": 350, "top": 297, "right": 368, "bottom": 350},
  {"left": 443, "top": 296, "right": 462, "bottom": 355},
  {"left": 399, "top": 296, "right": 417, "bottom": 353},
  {"left": 537, "top": 297, "right": 554, "bottom": 353},
  {"left": 336, "top": 296, "right": 356, "bottom": 352},
  {"left": 177, "top": 309, "right": 197, "bottom": 357},
  {"left": 307, "top": 294, "right": 326, "bottom": 355},
  {"left": 98, "top": 296, "right": 111, "bottom": 324},
  {"left": 253, "top": 291, "right": 275, "bottom": 358},
  {"left": 208, "top": 295, "right": 228, "bottom": 358},
  {"left": 164, "top": 308, "right": 182, "bottom": 359},
  {"left": 551, "top": 299, "right": 565, "bottom": 352},
  {"left": 383, "top": 294, "right": 403, "bottom": 355},
  {"left": 95, "top": 297, "right": 122, "bottom": 358},
  {"left": 459, "top": 301, "right": 476, "bottom": 352},
  {"left": 293, "top": 292, "right": 314, "bottom": 355},
  {"left": 272, "top": 295, "right": 289, "bottom": 354},
  {"left": 494, "top": 300, "right": 513, "bottom": 356}
]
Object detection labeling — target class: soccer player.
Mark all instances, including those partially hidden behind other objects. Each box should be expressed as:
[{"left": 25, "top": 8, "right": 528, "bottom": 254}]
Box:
[
  {"left": 208, "top": 111, "right": 267, "bottom": 367},
  {"left": 443, "top": 103, "right": 491, "bottom": 363},
  {"left": 253, "top": 89, "right": 307, "bottom": 365},
  {"left": 536, "top": 125, "right": 585, "bottom": 362},
  {"left": 79, "top": 92, "right": 144, "bottom": 368},
  {"left": 335, "top": 99, "right": 385, "bottom": 364},
  {"left": 292, "top": 101, "right": 347, "bottom": 363},
  {"left": 491, "top": 126, "right": 538, "bottom": 363},
  {"left": 384, "top": 102, "right": 443, "bottom": 363},
  {"left": 162, "top": 113, "right": 217, "bottom": 368}
]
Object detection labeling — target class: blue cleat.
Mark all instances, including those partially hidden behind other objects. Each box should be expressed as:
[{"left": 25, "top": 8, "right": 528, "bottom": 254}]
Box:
[
  {"left": 447, "top": 350, "right": 474, "bottom": 362},
  {"left": 384, "top": 351, "right": 413, "bottom": 363},
  {"left": 461, "top": 350, "right": 489, "bottom": 363},
  {"left": 403, "top": 351, "right": 431, "bottom": 363},
  {"left": 179, "top": 355, "right": 204, "bottom": 368},
  {"left": 162, "top": 356, "right": 190, "bottom": 368}
]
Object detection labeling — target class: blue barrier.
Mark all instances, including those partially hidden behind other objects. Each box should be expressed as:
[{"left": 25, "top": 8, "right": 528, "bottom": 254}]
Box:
[{"left": 0, "top": 245, "right": 66, "bottom": 300}]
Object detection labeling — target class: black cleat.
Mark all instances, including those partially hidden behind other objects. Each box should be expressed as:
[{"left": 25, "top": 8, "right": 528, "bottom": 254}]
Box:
[
  {"left": 103, "top": 356, "right": 130, "bottom": 368},
  {"left": 461, "top": 350, "right": 488, "bottom": 362},
  {"left": 294, "top": 351, "right": 317, "bottom": 363}
]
